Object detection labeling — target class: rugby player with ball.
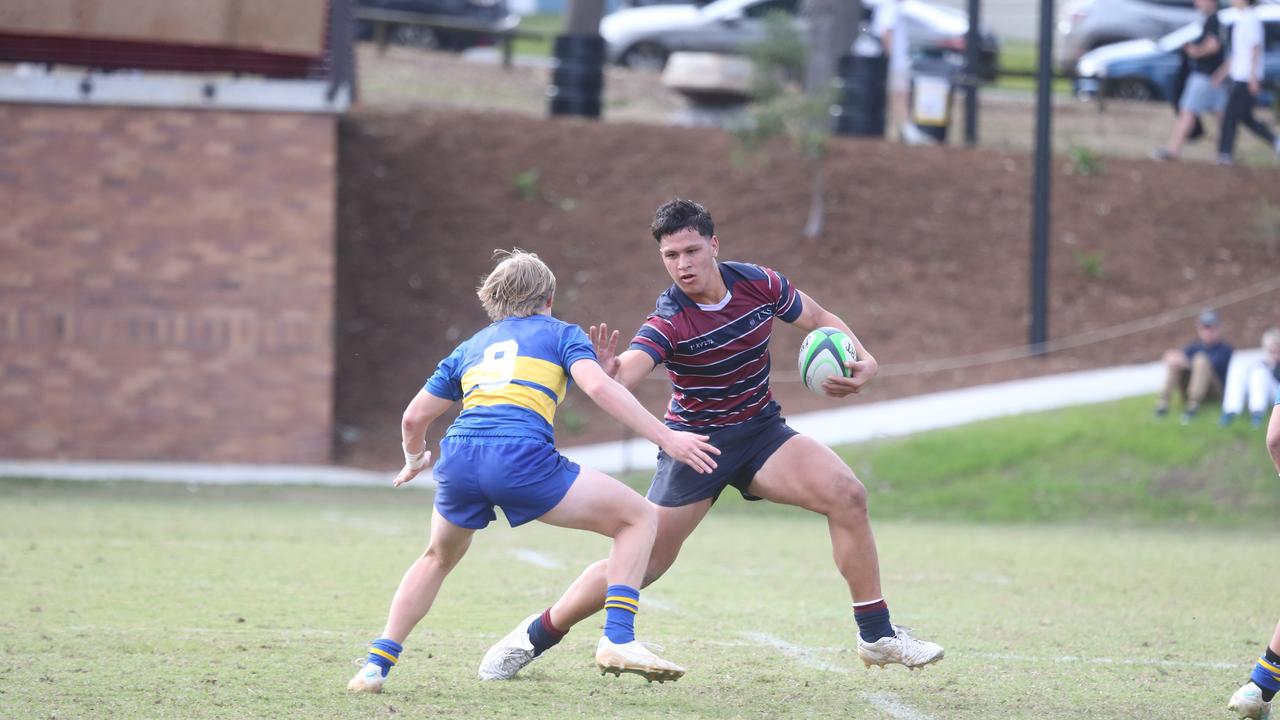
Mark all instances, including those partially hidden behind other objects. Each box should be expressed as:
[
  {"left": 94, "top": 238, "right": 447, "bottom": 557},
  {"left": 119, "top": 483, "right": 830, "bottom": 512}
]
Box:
[{"left": 478, "top": 199, "right": 943, "bottom": 681}]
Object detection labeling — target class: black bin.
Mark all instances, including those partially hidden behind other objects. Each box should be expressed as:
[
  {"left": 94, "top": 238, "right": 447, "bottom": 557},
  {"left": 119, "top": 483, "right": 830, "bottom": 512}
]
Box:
[
  {"left": 832, "top": 53, "right": 887, "bottom": 137},
  {"left": 549, "top": 34, "right": 606, "bottom": 119}
]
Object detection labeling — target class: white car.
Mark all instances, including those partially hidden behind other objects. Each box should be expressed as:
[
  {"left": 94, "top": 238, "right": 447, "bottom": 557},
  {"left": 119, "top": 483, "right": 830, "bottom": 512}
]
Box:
[{"left": 600, "top": 0, "right": 999, "bottom": 75}]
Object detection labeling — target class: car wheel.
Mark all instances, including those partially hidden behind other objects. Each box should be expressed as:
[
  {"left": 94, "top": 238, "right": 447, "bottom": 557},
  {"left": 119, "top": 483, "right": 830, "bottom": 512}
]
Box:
[
  {"left": 1109, "top": 78, "right": 1154, "bottom": 102},
  {"left": 621, "top": 42, "right": 669, "bottom": 71},
  {"left": 392, "top": 24, "right": 440, "bottom": 50}
]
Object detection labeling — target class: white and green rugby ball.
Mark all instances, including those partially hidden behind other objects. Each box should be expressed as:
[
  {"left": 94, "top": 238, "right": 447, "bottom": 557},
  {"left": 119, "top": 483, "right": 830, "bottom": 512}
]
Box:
[{"left": 798, "top": 327, "right": 857, "bottom": 396}]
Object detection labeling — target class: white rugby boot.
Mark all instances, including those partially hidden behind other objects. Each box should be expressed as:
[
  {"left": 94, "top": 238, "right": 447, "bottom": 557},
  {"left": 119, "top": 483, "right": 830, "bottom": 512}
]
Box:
[
  {"left": 478, "top": 613, "right": 541, "bottom": 680},
  {"left": 856, "top": 625, "right": 944, "bottom": 670},
  {"left": 595, "top": 637, "right": 685, "bottom": 682},
  {"left": 1228, "top": 681, "right": 1273, "bottom": 719},
  {"left": 347, "top": 661, "right": 386, "bottom": 693}
]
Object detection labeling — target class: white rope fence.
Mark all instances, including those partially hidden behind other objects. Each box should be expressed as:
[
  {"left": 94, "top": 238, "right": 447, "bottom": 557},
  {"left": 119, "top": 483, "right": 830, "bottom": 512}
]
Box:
[{"left": 748, "top": 273, "right": 1280, "bottom": 383}]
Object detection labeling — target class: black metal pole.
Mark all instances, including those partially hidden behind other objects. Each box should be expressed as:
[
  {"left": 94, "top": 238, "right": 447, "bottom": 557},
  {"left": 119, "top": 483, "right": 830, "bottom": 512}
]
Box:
[
  {"left": 1030, "top": 0, "right": 1052, "bottom": 353},
  {"left": 963, "top": 0, "right": 980, "bottom": 146}
]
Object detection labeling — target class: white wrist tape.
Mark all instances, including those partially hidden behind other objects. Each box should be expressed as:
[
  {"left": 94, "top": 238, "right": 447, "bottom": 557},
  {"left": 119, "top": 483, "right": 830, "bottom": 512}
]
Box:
[{"left": 403, "top": 443, "right": 429, "bottom": 470}]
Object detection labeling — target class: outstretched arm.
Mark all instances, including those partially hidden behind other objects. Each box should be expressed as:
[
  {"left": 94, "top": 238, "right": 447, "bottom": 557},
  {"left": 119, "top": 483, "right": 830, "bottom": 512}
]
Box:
[
  {"left": 395, "top": 390, "right": 454, "bottom": 487},
  {"left": 588, "top": 322, "right": 658, "bottom": 391},
  {"left": 570, "top": 358, "right": 718, "bottom": 473},
  {"left": 788, "top": 289, "right": 879, "bottom": 398}
]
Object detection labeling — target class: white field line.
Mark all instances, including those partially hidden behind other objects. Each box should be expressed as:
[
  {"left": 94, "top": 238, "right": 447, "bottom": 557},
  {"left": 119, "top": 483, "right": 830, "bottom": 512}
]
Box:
[
  {"left": 864, "top": 692, "right": 937, "bottom": 720},
  {"left": 735, "top": 636, "right": 1241, "bottom": 672},
  {"left": 966, "top": 651, "right": 1238, "bottom": 671},
  {"left": 509, "top": 548, "right": 563, "bottom": 569},
  {"left": 743, "top": 632, "right": 936, "bottom": 720},
  {"left": 641, "top": 594, "right": 677, "bottom": 613},
  {"left": 740, "top": 631, "right": 849, "bottom": 673},
  {"left": 322, "top": 511, "right": 406, "bottom": 536}
]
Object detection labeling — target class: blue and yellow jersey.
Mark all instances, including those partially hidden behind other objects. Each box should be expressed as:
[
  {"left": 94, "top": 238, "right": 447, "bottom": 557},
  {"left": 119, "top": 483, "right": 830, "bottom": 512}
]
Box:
[{"left": 425, "top": 314, "right": 597, "bottom": 442}]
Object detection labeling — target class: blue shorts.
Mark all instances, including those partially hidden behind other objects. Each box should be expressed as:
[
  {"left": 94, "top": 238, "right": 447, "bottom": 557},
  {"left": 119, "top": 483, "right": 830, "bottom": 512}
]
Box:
[
  {"left": 647, "top": 403, "right": 798, "bottom": 507},
  {"left": 433, "top": 436, "right": 580, "bottom": 529}
]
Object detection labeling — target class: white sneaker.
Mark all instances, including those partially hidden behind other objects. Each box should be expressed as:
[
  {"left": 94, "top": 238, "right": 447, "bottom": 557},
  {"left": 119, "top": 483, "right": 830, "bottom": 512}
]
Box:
[
  {"left": 595, "top": 636, "right": 686, "bottom": 683},
  {"left": 478, "top": 613, "right": 541, "bottom": 680},
  {"left": 901, "top": 123, "right": 937, "bottom": 147},
  {"left": 1229, "top": 681, "right": 1273, "bottom": 719},
  {"left": 856, "top": 625, "right": 944, "bottom": 670},
  {"left": 347, "top": 661, "right": 386, "bottom": 693}
]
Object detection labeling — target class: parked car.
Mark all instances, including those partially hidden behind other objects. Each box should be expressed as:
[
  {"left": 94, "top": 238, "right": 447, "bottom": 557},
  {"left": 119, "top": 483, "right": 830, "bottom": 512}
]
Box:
[
  {"left": 1056, "top": 0, "right": 1206, "bottom": 74},
  {"left": 1074, "top": 5, "right": 1280, "bottom": 102},
  {"left": 599, "top": 0, "right": 998, "bottom": 77},
  {"left": 354, "top": 0, "right": 516, "bottom": 51}
]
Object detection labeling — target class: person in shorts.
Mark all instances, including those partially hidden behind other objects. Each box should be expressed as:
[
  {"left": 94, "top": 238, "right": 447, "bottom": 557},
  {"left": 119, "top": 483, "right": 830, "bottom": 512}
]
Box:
[
  {"left": 1225, "top": 392, "right": 1280, "bottom": 718},
  {"left": 346, "top": 250, "right": 718, "bottom": 693},
  {"left": 479, "top": 199, "right": 944, "bottom": 681},
  {"left": 1152, "top": 0, "right": 1227, "bottom": 161},
  {"left": 873, "top": 0, "right": 933, "bottom": 146}
]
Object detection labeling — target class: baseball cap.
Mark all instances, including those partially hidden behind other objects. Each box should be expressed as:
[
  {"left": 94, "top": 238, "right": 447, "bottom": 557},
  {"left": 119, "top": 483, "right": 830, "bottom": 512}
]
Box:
[{"left": 1198, "top": 309, "right": 1220, "bottom": 327}]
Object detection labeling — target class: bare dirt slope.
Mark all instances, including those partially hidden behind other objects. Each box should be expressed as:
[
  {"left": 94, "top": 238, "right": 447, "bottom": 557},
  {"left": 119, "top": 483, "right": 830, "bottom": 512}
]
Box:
[{"left": 335, "top": 107, "right": 1280, "bottom": 468}]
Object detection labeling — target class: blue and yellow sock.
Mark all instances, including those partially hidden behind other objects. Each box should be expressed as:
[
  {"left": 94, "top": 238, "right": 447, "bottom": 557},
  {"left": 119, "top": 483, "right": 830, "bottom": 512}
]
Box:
[
  {"left": 1251, "top": 646, "right": 1280, "bottom": 702},
  {"left": 527, "top": 609, "right": 567, "bottom": 657},
  {"left": 852, "top": 598, "right": 894, "bottom": 643},
  {"left": 603, "top": 584, "right": 640, "bottom": 644},
  {"left": 366, "top": 638, "right": 403, "bottom": 678}
]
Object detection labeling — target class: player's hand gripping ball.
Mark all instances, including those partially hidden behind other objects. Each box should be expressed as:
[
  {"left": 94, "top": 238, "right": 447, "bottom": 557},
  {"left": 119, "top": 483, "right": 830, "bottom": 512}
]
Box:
[{"left": 798, "top": 327, "right": 857, "bottom": 396}]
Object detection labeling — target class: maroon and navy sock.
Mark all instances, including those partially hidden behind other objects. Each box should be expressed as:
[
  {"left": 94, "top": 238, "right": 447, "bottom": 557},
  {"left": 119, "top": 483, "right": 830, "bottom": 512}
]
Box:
[
  {"left": 526, "top": 609, "right": 567, "bottom": 657},
  {"left": 853, "top": 598, "right": 894, "bottom": 643}
]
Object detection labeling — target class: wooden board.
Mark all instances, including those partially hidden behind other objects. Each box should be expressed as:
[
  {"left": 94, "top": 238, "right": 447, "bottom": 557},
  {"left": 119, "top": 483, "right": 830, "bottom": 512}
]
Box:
[{"left": 0, "top": 0, "right": 326, "bottom": 57}]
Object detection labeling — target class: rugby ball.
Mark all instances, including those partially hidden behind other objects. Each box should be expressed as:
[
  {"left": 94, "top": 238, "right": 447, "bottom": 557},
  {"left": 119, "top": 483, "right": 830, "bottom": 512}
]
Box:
[{"left": 798, "top": 327, "right": 857, "bottom": 396}]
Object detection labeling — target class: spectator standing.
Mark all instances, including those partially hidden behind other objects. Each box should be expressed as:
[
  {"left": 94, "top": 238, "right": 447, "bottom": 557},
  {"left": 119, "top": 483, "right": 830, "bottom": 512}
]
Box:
[
  {"left": 1152, "top": 0, "right": 1226, "bottom": 161},
  {"left": 872, "top": 0, "right": 932, "bottom": 146},
  {"left": 1157, "top": 310, "right": 1234, "bottom": 422},
  {"left": 1221, "top": 328, "right": 1280, "bottom": 427},
  {"left": 1213, "top": 0, "right": 1280, "bottom": 165}
]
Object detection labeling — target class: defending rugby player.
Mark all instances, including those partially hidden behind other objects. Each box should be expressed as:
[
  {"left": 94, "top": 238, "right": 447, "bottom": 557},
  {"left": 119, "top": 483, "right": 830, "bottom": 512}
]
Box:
[{"left": 478, "top": 200, "right": 943, "bottom": 680}]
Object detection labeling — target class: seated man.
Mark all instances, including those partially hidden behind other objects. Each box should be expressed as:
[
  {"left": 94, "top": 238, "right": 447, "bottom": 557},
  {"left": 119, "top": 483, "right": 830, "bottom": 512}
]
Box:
[
  {"left": 1221, "top": 328, "right": 1280, "bottom": 428},
  {"left": 1156, "top": 309, "right": 1233, "bottom": 422}
]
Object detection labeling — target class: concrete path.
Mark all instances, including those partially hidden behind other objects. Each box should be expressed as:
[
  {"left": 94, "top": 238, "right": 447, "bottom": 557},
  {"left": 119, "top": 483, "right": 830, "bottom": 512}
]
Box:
[
  {"left": 2, "top": 351, "right": 1260, "bottom": 486},
  {"left": 563, "top": 351, "right": 1261, "bottom": 474}
]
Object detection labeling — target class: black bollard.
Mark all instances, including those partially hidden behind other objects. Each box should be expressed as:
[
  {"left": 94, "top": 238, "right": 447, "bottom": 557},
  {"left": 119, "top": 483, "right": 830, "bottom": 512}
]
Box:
[
  {"left": 832, "top": 53, "right": 888, "bottom": 137},
  {"left": 549, "top": 34, "right": 606, "bottom": 119}
]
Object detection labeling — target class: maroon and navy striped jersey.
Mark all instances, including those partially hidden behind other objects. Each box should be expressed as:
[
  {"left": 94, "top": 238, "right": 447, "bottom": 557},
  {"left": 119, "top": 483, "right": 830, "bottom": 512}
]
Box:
[{"left": 629, "top": 261, "right": 804, "bottom": 428}]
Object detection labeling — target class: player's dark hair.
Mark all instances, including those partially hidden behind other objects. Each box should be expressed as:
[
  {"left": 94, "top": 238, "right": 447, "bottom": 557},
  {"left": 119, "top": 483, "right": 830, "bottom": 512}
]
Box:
[{"left": 651, "top": 199, "right": 714, "bottom": 242}]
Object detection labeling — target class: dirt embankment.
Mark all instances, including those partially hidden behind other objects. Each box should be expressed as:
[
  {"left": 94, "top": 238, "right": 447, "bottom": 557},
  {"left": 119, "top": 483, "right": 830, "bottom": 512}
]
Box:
[{"left": 335, "top": 107, "right": 1280, "bottom": 469}]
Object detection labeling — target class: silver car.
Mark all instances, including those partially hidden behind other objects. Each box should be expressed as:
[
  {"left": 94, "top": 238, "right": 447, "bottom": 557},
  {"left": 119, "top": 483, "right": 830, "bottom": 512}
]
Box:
[
  {"left": 600, "top": 0, "right": 998, "bottom": 75},
  {"left": 1055, "top": 0, "right": 1212, "bottom": 73}
]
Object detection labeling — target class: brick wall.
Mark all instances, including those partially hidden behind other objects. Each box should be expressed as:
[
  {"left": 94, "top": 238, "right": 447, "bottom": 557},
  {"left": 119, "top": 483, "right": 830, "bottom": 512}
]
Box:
[{"left": 0, "top": 105, "right": 336, "bottom": 463}]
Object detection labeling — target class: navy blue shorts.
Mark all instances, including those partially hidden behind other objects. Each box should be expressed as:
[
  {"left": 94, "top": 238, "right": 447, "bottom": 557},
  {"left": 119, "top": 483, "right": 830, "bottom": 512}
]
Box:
[
  {"left": 647, "top": 405, "right": 798, "bottom": 507},
  {"left": 433, "top": 436, "right": 580, "bottom": 529}
]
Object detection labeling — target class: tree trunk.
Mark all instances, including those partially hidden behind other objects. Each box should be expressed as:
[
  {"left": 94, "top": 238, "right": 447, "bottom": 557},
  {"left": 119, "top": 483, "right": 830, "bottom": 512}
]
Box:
[
  {"left": 800, "top": 0, "right": 855, "bottom": 238},
  {"left": 801, "top": 0, "right": 842, "bottom": 95},
  {"left": 563, "top": 0, "right": 604, "bottom": 36},
  {"left": 802, "top": 152, "right": 825, "bottom": 238}
]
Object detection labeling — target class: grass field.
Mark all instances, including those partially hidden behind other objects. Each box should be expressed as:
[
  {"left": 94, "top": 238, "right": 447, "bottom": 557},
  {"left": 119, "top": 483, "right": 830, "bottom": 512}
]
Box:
[
  {"left": 994, "top": 39, "right": 1074, "bottom": 95},
  {"left": 511, "top": 13, "right": 561, "bottom": 58},
  {"left": 4, "top": 397, "right": 1278, "bottom": 719}
]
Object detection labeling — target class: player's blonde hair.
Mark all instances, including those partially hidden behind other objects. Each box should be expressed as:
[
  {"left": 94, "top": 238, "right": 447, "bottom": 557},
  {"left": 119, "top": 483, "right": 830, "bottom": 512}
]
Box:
[{"left": 476, "top": 249, "right": 556, "bottom": 321}]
